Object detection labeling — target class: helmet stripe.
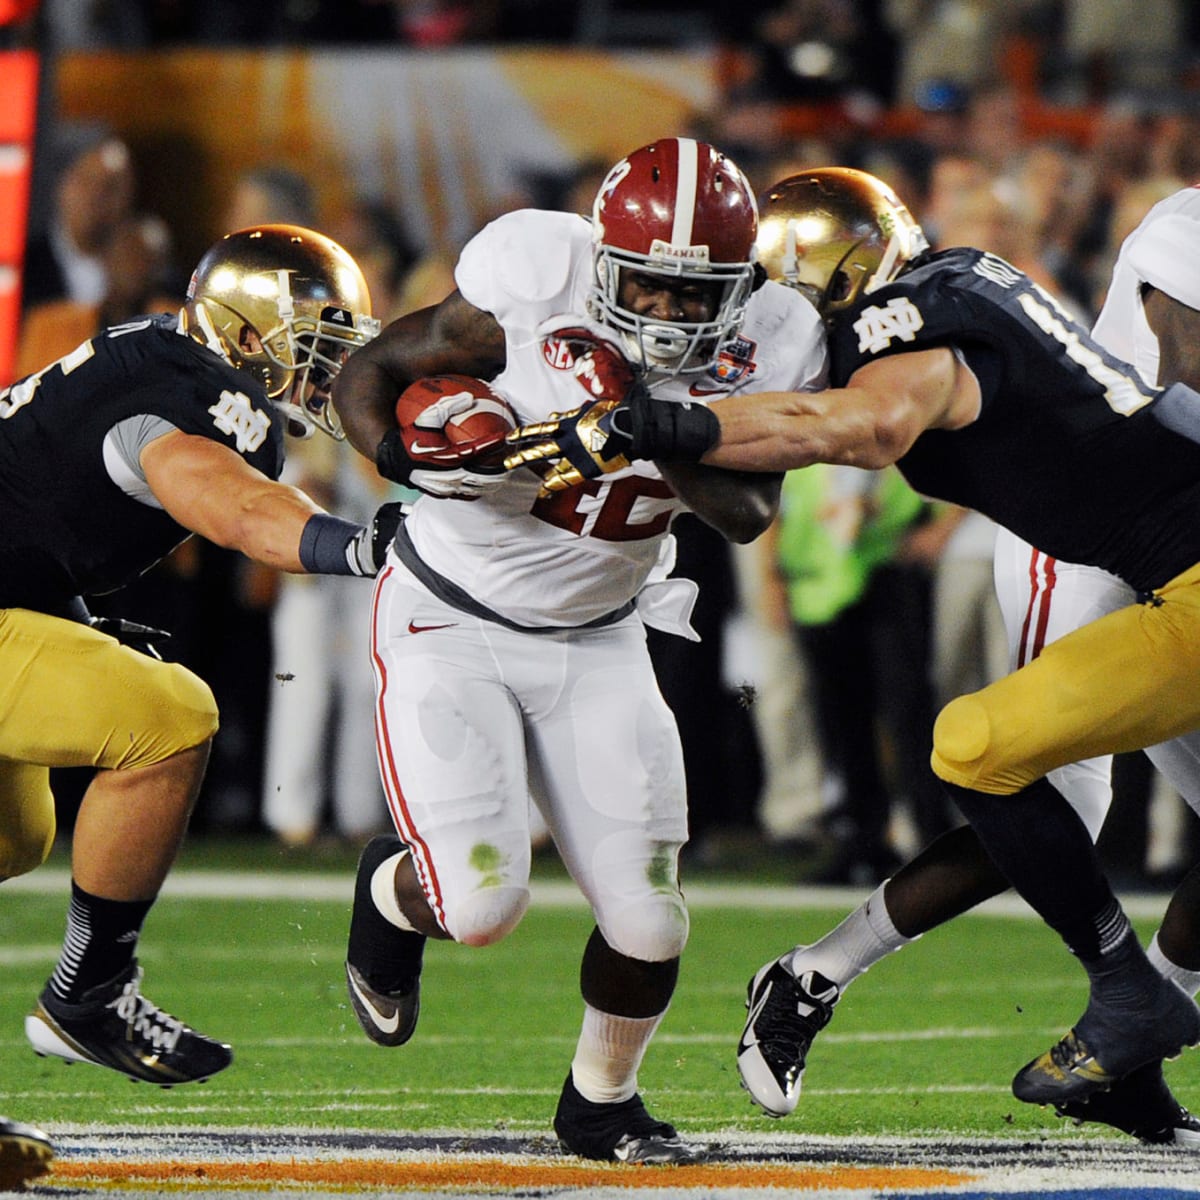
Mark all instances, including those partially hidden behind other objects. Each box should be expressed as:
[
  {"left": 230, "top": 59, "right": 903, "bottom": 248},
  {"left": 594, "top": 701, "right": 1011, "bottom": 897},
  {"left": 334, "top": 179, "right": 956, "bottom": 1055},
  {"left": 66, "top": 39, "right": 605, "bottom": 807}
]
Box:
[{"left": 671, "top": 138, "right": 699, "bottom": 247}]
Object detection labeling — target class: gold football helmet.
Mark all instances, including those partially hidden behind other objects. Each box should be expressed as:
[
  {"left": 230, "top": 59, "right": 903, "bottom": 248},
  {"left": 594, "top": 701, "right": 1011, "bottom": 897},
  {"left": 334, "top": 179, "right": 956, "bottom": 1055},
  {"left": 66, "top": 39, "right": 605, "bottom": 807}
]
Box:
[
  {"left": 182, "top": 224, "right": 379, "bottom": 438},
  {"left": 756, "top": 168, "right": 929, "bottom": 319}
]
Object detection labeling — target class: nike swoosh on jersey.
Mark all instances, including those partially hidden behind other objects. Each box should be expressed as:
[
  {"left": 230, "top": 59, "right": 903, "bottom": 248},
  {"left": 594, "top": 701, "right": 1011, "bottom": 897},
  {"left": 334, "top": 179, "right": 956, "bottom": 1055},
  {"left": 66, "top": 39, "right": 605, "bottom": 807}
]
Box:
[
  {"left": 407, "top": 621, "right": 457, "bottom": 634},
  {"left": 409, "top": 442, "right": 450, "bottom": 455},
  {"left": 346, "top": 970, "right": 401, "bottom": 1035},
  {"left": 738, "top": 981, "right": 773, "bottom": 1054}
]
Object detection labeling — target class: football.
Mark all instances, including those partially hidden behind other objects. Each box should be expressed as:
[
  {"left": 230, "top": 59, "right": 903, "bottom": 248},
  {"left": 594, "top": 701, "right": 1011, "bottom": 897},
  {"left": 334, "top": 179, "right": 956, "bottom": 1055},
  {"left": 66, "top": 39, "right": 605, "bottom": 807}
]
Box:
[{"left": 394, "top": 375, "right": 517, "bottom": 445}]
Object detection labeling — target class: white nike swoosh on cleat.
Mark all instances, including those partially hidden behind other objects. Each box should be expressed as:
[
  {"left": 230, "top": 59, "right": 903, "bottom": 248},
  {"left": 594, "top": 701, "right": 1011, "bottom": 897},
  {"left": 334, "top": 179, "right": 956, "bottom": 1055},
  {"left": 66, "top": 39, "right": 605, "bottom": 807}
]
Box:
[
  {"left": 347, "top": 971, "right": 400, "bottom": 1035},
  {"left": 739, "top": 981, "right": 773, "bottom": 1054}
]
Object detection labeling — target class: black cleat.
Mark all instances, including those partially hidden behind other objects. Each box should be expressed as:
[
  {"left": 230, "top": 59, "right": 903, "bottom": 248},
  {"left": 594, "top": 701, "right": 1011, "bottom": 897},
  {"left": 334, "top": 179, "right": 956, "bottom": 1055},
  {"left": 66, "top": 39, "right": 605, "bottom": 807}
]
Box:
[
  {"left": 1013, "top": 979, "right": 1200, "bottom": 1107},
  {"left": 553, "top": 1072, "right": 704, "bottom": 1163},
  {"left": 0, "top": 1116, "right": 53, "bottom": 1191},
  {"left": 1055, "top": 1060, "right": 1200, "bottom": 1148},
  {"left": 345, "top": 835, "right": 425, "bottom": 1047},
  {"left": 25, "top": 962, "right": 232, "bottom": 1086},
  {"left": 737, "top": 954, "right": 838, "bottom": 1117},
  {"left": 345, "top": 961, "right": 420, "bottom": 1047}
]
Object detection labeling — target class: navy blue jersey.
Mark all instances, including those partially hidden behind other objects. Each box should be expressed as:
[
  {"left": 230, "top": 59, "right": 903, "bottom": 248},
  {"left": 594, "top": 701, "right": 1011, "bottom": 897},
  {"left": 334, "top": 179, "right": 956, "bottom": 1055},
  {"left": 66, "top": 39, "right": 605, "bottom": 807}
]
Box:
[
  {"left": 0, "top": 314, "right": 286, "bottom": 609},
  {"left": 827, "top": 248, "right": 1200, "bottom": 593}
]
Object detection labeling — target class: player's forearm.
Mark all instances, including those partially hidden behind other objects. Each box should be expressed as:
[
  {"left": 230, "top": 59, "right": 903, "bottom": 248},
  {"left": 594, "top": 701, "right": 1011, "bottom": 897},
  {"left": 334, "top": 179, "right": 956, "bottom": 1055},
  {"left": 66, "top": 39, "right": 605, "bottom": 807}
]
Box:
[
  {"left": 206, "top": 483, "right": 324, "bottom": 573},
  {"left": 659, "top": 462, "right": 781, "bottom": 543},
  {"left": 333, "top": 351, "right": 404, "bottom": 463},
  {"left": 700, "top": 390, "right": 907, "bottom": 473}
]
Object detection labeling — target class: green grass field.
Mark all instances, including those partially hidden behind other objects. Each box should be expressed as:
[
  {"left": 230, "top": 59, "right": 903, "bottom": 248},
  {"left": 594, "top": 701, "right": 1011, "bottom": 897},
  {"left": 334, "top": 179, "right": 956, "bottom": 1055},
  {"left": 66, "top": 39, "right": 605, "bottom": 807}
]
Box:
[{"left": 2, "top": 838, "right": 1194, "bottom": 1147}]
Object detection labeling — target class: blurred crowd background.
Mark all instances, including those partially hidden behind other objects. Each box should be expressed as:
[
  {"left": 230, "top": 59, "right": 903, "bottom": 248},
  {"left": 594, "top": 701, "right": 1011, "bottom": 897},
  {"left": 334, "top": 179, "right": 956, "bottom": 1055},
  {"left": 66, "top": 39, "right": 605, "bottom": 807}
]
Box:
[{"left": 4, "top": 0, "right": 1200, "bottom": 887}]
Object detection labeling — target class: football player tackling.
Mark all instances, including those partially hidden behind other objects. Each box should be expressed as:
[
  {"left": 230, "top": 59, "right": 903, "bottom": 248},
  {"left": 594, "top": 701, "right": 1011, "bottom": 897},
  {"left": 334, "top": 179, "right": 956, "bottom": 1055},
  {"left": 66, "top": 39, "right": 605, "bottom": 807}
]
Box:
[
  {"left": 331, "top": 137, "right": 826, "bottom": 1163},
  {"left": 724, "top": 172, "right": 1200, "bottom": 1147},
  {"left": 1, "top": 225, "right": 398, "bottom": 1179}
]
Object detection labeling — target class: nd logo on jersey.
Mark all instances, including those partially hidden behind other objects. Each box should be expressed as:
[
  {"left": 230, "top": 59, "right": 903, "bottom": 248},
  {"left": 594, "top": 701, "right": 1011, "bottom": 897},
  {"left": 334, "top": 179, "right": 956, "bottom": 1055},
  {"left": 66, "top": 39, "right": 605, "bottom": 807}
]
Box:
[
  {"left": 853, "top": 297, "right": 924, "bottom": 354},
  {"left": 208, "top": 389, "right": 271, "bottom": 452}
]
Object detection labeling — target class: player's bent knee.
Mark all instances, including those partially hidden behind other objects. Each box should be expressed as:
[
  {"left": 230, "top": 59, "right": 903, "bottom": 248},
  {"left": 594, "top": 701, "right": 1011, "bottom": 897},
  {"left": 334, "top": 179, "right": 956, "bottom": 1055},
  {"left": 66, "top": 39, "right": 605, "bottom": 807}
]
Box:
[
  {"left": 0, "top": 822, "right": 55, "bottom": 880},
  {"left": 932, "top": 694, "right": 1004, "bottom": 790},
  {"left": 446, "top": 884, "right": 530, "bottom": 947},
  {"left": 932, "top": 693, "right": 1029, "bottom": 794},
  {"left": 0, "top": 764, "right": 57, "bottom": 880},
  {"left": 119, "top": 662, "right": 219, "bottom": 769},
  {"left": 601, "top": 891, "right": 689, "bottom": 963},
  {"left": 932, "top": 694, "right": 991, "bottom": 774}
]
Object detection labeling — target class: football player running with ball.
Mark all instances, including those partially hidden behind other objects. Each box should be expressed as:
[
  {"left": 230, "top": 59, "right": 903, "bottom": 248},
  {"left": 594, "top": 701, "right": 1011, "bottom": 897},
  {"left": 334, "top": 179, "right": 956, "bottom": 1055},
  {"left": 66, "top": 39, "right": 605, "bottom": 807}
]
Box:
[
  {"left": 331, "top": 137, "right": 826, "bottom": 1163},
  {"left": 505, "top": 167, "right": 1200, "bottom": 1136},
  {"left": 2, "top": 224, "right": 399, "bottom": 1124}
]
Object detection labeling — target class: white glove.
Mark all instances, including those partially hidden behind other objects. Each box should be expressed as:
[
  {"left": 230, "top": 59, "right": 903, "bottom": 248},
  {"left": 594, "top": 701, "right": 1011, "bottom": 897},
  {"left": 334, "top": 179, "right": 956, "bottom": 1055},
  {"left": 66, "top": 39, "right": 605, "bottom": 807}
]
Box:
[
  {"left": 406, "top": 390, "right": 508, "bottom": 500},
  {"left": 409, "top": 465, "right": 507, "bottom": 499}
]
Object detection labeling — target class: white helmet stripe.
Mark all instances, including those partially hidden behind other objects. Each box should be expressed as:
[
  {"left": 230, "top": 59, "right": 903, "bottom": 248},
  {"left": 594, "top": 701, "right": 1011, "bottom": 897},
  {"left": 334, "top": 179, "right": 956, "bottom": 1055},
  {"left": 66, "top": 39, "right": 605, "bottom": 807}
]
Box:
[{"left": 670, "top": 138, "right": 699, "bottom": 247}]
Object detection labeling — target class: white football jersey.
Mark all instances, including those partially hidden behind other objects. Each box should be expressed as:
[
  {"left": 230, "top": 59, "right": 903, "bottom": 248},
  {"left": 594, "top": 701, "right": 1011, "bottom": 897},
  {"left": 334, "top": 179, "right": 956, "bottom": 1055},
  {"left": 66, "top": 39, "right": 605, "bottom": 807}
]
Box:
[
  {"left": 1092, "top": 183, "right": 1200, "bottom": 387},
  {"left": 402, "top": 208, "right": 828, "bottom": 627}
]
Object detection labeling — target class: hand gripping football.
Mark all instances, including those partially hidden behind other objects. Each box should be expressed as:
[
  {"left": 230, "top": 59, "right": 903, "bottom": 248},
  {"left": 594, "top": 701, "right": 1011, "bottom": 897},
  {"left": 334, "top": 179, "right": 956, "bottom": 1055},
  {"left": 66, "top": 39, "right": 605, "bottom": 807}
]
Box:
[{"left": 394, "top": 375, "right": 517, "bottom": 467}]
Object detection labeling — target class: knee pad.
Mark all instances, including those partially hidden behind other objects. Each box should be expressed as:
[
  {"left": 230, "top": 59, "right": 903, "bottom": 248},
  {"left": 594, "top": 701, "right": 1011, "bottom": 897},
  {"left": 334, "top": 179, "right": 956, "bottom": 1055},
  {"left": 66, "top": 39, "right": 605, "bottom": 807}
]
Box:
[
  {"left": 445, "top": 884, "right": 530, "bottom": 947},
  {"left": 932, "top": 693, "right": 991, "bottom": 774},
  {"left": 599, "top": 890, "right": 689, "bottom": 963},
  {"left": 121, "top": 662, "right": 219, "bottom": 769},
  {"left": 932, "top": 693, "right": 1030, "bottom": 795},
  {"left": 152, "top": 661, "right": 219, "bottom": 746}
]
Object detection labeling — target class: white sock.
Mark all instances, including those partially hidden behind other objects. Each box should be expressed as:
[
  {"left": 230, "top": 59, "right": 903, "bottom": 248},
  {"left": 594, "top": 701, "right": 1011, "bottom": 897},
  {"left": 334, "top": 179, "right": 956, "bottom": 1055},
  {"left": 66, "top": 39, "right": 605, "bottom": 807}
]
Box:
[
  {"left": 370, "top": 850, "right": 420, "bottom": 932},
  {"left": 569, "top": 1003, "right": 664, "bottom": 1104},
  {"left": 1148, "top": 931, "right": 1200, "bottom": 998},
  {"left": 785, "top": 882, "right": 917, "bottom": 988}
]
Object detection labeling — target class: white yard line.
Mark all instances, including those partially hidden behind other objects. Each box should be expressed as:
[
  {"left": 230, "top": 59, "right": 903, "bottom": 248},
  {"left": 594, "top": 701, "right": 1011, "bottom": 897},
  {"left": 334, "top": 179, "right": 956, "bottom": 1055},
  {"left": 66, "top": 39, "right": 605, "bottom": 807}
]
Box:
[{"left": 3, "top": 868, "right": 1176, "bottom": 919}]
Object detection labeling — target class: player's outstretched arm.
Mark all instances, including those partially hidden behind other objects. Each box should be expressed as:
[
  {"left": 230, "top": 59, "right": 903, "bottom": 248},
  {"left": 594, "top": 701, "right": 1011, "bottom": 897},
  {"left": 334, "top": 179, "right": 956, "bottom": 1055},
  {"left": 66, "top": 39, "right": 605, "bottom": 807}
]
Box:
[
  {"left": 702, "top": 348, "right": 977, "bottom": 473},
  {"left": 141, "top": 430, "right": 398, "bottom": 576},
  {"left": 506, "top": 347, "right": 976, "bottom": 481}
]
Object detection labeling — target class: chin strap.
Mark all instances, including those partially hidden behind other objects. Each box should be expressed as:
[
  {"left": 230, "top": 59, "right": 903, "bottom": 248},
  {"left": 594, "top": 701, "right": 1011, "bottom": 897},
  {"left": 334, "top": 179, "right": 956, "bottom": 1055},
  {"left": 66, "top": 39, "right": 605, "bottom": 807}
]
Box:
[{"left": 186, "top": 302, "right": 236, "bottom": 366}]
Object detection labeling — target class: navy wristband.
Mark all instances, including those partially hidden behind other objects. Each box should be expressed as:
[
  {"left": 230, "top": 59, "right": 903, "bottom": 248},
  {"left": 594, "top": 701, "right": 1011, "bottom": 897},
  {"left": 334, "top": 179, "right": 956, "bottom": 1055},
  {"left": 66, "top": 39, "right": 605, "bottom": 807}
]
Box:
[{"left": 299, "top": 513, "right": 367, "bottom": 576}]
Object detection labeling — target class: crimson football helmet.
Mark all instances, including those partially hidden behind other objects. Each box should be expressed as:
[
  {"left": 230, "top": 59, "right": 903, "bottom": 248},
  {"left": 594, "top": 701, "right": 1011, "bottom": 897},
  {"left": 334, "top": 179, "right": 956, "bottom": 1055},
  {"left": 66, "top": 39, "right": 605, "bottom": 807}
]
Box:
[
  {"left": 588, "top": 137, "right": 759, "bottom": 377},
  {"left": 756, "top": 167, "right": 929, "bottom": 319},
  {"left": 182, "top": 224, "right": 379, "bottom": 438}
]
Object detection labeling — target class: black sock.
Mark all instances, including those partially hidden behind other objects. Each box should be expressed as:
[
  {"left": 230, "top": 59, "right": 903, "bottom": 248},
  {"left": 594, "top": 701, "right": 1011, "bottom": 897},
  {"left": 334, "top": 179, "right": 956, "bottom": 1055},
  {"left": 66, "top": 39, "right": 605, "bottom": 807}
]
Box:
[
  {"left": 1077, "top": 916, "right": 1168, "bottom": 1011},
  {"left": 347, "top": 834, "right": 425, "bottom": 993},
  {"left": 944, "top": 777, "right": 1121, "bottom": 960},
  {"left": 48, "top": 881, "right": 152, "bottom": 1003}
]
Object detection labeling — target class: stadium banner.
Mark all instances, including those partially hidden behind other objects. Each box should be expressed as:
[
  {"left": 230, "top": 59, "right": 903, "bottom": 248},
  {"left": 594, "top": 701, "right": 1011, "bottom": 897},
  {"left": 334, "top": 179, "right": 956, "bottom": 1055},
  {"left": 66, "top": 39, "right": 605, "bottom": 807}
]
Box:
[{"left": 54, "top": 48, "right": 716, "bottom": 268}]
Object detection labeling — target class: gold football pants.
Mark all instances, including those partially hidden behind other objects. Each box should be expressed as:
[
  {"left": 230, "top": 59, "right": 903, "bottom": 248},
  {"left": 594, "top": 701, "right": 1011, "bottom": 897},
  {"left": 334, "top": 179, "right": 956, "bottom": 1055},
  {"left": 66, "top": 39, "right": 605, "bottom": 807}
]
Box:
[
  {"left": 0, "top": 608, "right": 218, "bottom": 879},
  {"left": 933, "top": 559, "right": 1200, "bottom": 795}
]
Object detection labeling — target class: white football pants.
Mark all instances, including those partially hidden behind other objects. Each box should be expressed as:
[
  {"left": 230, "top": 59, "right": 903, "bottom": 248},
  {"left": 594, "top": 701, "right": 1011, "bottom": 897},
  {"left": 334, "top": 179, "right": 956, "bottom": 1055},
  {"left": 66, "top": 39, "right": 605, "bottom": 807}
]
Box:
[{"left": 368, "top": 552, "right": 690, "bottom": 962}]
